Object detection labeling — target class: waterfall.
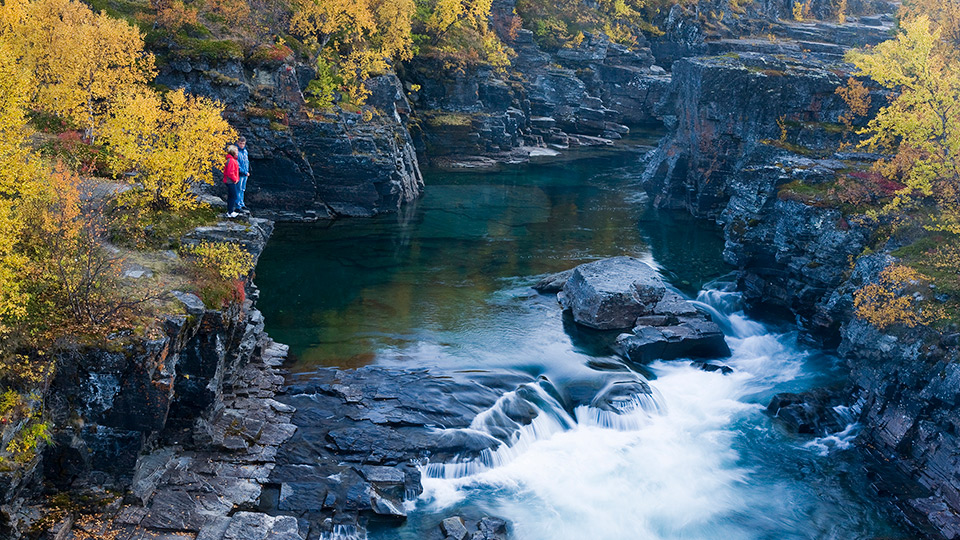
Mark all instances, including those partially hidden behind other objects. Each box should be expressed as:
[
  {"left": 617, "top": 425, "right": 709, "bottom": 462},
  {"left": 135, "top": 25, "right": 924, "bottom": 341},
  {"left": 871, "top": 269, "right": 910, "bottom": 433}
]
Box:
[
  {"left": 318, "top": 525, "right": 368, "bottom": 540},
  {"left": 424, "top": 379, "right": 666, "bottom": 481}
]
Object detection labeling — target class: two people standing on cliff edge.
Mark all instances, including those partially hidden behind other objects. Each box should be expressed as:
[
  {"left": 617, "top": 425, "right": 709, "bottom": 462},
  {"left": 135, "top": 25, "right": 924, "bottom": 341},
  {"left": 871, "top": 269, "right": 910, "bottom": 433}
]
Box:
[{"left": 223, "top": 136, "right": 251, "bottom": 219}]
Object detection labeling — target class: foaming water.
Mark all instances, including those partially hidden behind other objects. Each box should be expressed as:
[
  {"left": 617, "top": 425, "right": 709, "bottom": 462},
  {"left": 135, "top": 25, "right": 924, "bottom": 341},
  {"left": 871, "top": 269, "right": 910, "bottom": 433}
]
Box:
[
  {"left": 804, "top": 422, "right": 861, "bottom": 456},
  {"left": 405, "top": 290, "right": 901, "bottom": 540},
  {"left": 318, "top": 526, "right": 368, "bottom": 540},
  {"left": 425, "top": 379, "right": 665, "bottom": 480}
]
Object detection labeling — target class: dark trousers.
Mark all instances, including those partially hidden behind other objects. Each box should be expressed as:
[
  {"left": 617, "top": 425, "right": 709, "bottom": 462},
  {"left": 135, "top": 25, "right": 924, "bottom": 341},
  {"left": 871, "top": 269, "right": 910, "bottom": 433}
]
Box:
[{"left": 225, "top": 181, "right": 240, "bottom": 212}]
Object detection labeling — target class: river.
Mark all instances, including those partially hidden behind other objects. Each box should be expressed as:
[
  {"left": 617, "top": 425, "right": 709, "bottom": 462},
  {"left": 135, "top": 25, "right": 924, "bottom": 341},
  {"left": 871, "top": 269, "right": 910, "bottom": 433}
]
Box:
[{"left": 255, "top": 134, "right": 909, "bottom": 540}]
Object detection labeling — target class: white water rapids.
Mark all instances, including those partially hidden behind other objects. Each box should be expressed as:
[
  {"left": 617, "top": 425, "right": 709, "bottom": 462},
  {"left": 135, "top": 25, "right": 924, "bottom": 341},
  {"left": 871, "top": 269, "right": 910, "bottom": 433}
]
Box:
[{"left": 404, "top": 288, "right": 883, "bottom": 540}]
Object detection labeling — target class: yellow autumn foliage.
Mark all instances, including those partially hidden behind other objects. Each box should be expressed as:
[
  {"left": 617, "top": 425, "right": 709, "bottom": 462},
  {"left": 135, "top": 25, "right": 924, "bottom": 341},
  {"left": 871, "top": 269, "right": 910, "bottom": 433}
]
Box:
[
  {"left": 185, "top": 241, "right": 254, "bottom": 280},
  {"left": 1, "top": 0, "right": 155, "bottom": 137},
  {"left": 900, "top": 0, "right": 960, "bottom": 47},
  {"left": 428, "top": 0, "right": 493, "bottom": 35},
  {"left": 853, "top": 263, "right": 940, "bottom": 329},
  {"left": 835, "top": 77, "right": 871, "bottom": 126},
  {"left": 847, "top": 16, "right": 960, "bottom": 232},
  {"left": 290, "top": 0, "right": 415, "bottom": 103},
  {"left": 0, "top": 34, "right": 49, "bottom": 336},
  {"left": 102, "top": 89, "right": 235, "bottom": 210}
]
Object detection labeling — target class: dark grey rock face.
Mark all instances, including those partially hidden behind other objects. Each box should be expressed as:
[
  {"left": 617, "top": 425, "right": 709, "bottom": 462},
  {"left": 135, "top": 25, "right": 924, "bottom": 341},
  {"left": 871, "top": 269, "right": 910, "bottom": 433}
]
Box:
[
  {"left": 162, "top": 60, "right": 423, "bottom": 216},
  {"left": 640, "top": 33, "right": 890, "bottom": 343},
  {"left": 645, "top": 18, "right": 960, "bottom": 538},
  {"left": 713, "top": 153, "right": 875, "bottom": 340},
  {"left": 558, "top": 257, "right": 666, "bottom": 330},
  {"left": 643, "top": 52, "right": 852, "bottom": 218},
  {"left": 92, "top": 336, "right": 304, "bottom": 540}
]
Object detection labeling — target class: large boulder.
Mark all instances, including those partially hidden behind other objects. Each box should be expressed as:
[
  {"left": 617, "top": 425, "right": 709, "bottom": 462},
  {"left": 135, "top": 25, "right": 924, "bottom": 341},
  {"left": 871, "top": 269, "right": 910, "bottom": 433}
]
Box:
[
  {"left": 614, "top": 316, "right": 730, "bottom": 364},
  {"left": 612, "top": 289, "right": 731, "bottom": 363},
  {"left": 558, "top": 257, "right": 666, "bottom": 330}
]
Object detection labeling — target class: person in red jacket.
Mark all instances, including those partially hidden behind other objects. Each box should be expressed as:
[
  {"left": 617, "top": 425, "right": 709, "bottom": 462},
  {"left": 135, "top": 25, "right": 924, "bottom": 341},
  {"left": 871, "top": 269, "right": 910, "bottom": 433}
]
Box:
[{"left": 223, "top": 145, "right": 240, "bottom": 218}]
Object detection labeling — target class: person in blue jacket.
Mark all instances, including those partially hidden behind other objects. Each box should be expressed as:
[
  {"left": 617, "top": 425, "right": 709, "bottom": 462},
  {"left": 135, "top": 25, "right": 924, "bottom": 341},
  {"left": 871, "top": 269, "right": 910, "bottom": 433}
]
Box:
[{"left": 237, "top": 136, "right": 250, "bottom": 211}]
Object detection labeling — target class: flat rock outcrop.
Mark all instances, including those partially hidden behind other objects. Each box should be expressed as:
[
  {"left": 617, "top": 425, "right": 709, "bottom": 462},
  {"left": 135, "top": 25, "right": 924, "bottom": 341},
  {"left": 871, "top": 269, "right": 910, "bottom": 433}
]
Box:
[{"left": 67, "top": 338, "right": 304, "bottom": 540}]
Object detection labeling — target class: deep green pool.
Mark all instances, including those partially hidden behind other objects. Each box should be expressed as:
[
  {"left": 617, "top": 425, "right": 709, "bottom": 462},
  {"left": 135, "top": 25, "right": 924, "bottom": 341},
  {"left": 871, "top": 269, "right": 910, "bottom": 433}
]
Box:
[{"left": 256, "top": 141, "right": 727, "bottom": 370}]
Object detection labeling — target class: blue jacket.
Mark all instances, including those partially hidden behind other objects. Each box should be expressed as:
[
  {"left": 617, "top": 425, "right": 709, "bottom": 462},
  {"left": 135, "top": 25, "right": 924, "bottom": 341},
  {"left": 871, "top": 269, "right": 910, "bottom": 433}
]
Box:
[{"left": 237, "top": 147, "right": 250, "bottom": 177}]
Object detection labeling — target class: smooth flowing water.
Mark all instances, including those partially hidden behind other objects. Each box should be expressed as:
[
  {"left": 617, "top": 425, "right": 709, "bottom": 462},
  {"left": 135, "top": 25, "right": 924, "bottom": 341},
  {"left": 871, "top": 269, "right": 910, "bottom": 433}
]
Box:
[{"left": 256, "top": 140, "right": 909, "bottom": 540}]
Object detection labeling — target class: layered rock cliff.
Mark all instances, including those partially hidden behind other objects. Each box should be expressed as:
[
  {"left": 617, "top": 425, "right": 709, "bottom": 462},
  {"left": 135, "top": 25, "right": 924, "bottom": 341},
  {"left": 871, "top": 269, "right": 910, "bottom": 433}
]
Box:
[
  {"left": 642, "top": 11, "right": 960, "bottom": 539},
  {"left": 0, "top": 218, "right": 312, "bottom": 539},
  {"left": 162, "top": 59, "right": 423, "bottom": 217},
  {"left": 642, "top": 19, "right": 890, "bottom": 339}
]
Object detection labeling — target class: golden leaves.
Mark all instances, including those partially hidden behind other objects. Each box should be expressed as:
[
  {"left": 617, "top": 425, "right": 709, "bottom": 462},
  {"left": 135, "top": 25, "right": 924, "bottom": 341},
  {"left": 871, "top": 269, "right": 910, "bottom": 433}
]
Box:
[
  {"left": 290, "top": 0, "right": 420, "bottom": 104},
  {"left": 3, "top": 0, "right": 156, "bottom": 135},
  {"left": 854, "top": 263, "right": 941, "bottom": 329},
  {"left": 102, "top": 89, "right": 236, "bottom": 210},
  {"left": 835, "top": 77, "right": 871, "bottom": 126},
  {"left": 184, "top": 241, "right": 254, "bottom": 281},
  {"left": 846, "top": 16, "right": 960, "bottom": 233}
]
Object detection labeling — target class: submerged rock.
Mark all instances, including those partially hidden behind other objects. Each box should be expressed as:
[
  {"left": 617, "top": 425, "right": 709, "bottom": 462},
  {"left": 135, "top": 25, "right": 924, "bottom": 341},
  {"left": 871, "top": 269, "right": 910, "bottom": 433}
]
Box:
[
  {"left": 766, "top": 389, "right": 850, "bottom": 435},
  {"left": 439, "top": 515, "right": 508, "bottom": 540},
  {"left": 533, "top": 269, "right": 574, "bottom": 293},
  {"left": 441, "top": 516, "right": 469, "bottom": 540},
  {"left": 558, "top": 257, "right": 666, "bottom": 330}
]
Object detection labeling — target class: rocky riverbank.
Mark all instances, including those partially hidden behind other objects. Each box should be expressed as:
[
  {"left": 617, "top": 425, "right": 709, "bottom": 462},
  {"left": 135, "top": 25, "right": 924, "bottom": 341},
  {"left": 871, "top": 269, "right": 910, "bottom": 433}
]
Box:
[
  {"left": 0, "top": 218, "right": 312, "bottom": 539},
  {"left": 0, "top": 214, "right": 519, "bottom": 540},
  {"left": 641, "top": 9, "right": 960, "bottom": 539}
]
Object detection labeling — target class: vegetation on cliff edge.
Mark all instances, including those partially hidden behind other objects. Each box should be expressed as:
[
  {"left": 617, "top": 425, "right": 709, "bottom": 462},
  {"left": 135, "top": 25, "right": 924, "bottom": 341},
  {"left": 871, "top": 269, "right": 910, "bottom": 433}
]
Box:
[
  {"left": 0, "top": 0, "right": 249, "bottom": 467},
  {"left": 838, "top": 8, "right": 960, "bottom": 329}
]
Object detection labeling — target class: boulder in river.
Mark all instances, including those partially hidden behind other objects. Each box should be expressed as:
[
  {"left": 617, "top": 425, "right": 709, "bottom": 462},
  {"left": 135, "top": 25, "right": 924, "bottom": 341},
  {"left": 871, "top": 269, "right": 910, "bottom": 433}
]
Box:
[
  {"left": 692, "top": 361, "right": 734, "bottom": 375},
  {"left": 558, "top": 257, "right": 666, "bottom": 330},
  {"left": 614, "top": 315, "right": 730, "bottom": 364},
  {"left": 543, "top": 257, "right": 731, "bottom": 362}
]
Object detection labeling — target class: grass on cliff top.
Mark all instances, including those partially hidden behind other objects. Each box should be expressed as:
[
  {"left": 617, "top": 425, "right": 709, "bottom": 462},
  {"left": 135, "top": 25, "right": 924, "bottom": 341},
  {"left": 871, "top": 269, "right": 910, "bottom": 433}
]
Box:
[
  {"left": 109, "top": 191, "right": 220, "bottom": 251},
  {"left": 424, "top": 112, "right": 475, "bottom": 128},
  {"left": 85, "top": 0, "right": 151, "bottom": 27},
  {"left": 891, "top": 231, "right": 960, "bottom": 326},
  {"left": 894, "top": 234, "right": 960, "bottom": 294},
  {"left": 777, "top": 179, "right": 835, "bottom": 204}
]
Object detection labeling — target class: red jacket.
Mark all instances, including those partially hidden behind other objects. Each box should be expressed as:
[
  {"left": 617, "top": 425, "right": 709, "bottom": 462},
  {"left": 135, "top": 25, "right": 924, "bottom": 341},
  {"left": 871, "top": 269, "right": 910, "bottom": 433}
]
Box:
[{"left": 223, "top": 154, "right": 239, "bottom": 184}]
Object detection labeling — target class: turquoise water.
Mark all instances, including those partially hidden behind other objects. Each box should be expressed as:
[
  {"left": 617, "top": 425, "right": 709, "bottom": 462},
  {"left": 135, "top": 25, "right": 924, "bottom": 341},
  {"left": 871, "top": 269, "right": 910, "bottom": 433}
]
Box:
[
  {"left": 255, "top": 142, "right": 909, "bottom": 540},
  {"left": 256, "top": 140, "right": 727, "bottom": 370}
]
